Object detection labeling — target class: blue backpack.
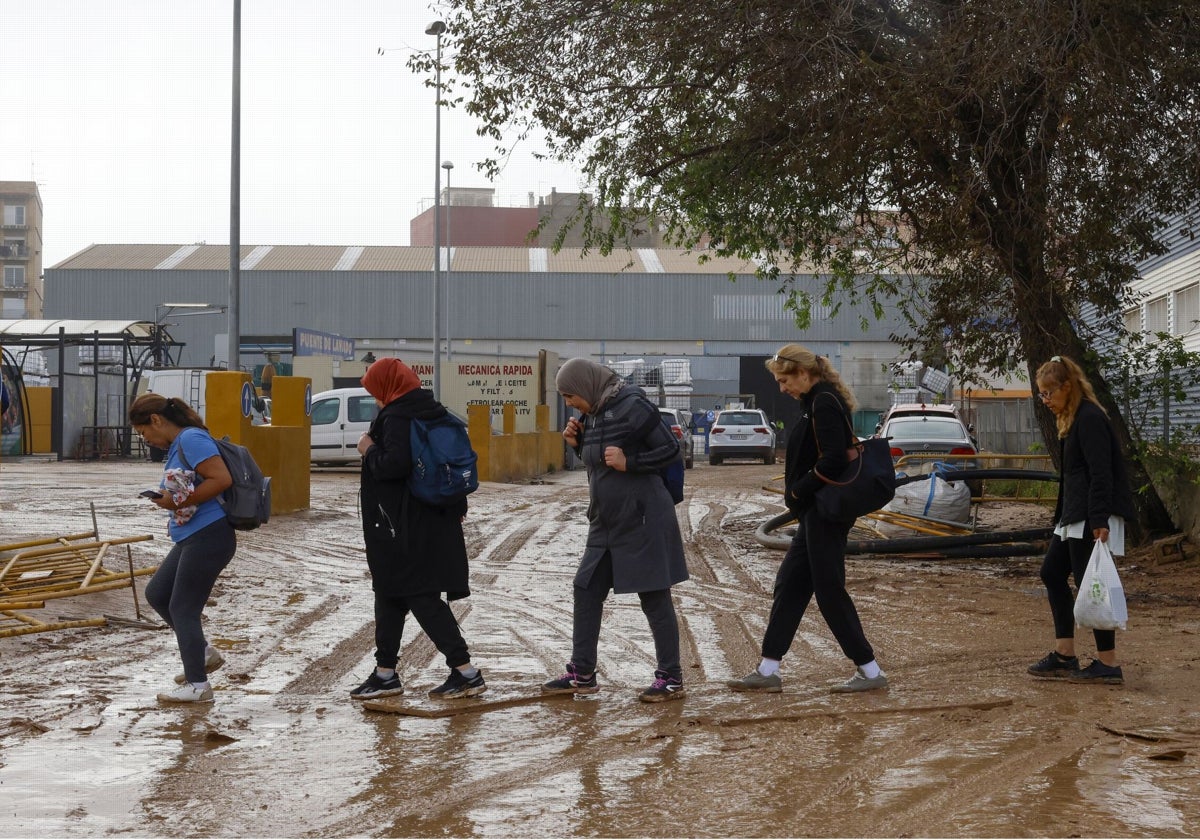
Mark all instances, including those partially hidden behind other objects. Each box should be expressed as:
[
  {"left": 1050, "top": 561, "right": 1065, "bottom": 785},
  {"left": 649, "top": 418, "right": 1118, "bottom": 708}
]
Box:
[
  {"left": 409, "top": 413, "right": 480, "bottom": 506},
  {"left": 630, "top": 406, "right": 685, "bottom": 505}
]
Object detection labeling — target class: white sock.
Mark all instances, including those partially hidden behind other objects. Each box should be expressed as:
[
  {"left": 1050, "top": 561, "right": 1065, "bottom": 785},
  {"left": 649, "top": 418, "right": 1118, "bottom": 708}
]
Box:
[
  {"left": 758, "top": 658, "right": 781, "bottom": 677},
  {"left": 192, "top": 680, "right": 211, "bottom": 691},
  {"left": 860, "top": 660, "right": 881, "bottom": 679},
  {"left": 376, "top": 667, "right": 396, "bottom": 679},
  {"left": 458, "top": 665, "right": 479, "bottom": 679}
]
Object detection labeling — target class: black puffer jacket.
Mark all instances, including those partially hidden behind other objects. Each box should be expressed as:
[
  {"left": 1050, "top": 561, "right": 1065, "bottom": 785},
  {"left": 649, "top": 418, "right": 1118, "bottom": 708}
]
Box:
[
  {"left": 1054, "top": 400, "right": 1137, "bottom": 531},
  {"left": 783, "top": 382, "right": 854, "bottom": 517},
  {"left": 360, "top": 388, "right": 470, "bottom": 599}
]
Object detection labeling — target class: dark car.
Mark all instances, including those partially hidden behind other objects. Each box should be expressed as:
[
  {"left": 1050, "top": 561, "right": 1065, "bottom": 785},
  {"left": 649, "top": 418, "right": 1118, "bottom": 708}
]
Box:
[
  {"left": 659, "top": 407, "right": 695, "bottom": 469},
  {"left": 878, "top": 413, "right": 981, "bottom": 495}
]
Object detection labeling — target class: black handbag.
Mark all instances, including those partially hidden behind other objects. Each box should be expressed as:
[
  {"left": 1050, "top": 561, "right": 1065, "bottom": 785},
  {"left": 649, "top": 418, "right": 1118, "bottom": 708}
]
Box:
[{"left": 812, "top": 398, "right": 896, "bottom": 523}]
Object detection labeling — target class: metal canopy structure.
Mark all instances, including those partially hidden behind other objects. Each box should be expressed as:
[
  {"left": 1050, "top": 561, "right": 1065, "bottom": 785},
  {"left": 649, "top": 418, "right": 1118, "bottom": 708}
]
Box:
[{"left": 0, "top": 319, "right": 180, "bottom": 459}]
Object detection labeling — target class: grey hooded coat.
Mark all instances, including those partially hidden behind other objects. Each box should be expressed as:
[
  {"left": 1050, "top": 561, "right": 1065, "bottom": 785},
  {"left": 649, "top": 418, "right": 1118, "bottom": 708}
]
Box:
[{"left": 572, "top": 385, "right": 688, "bottom": 594}]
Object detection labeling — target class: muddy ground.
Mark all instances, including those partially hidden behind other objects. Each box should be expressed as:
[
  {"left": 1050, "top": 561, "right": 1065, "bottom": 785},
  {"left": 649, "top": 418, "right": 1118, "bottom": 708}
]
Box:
[{"left": 1, "top": 456, "right": 1199, "bottom": 838}]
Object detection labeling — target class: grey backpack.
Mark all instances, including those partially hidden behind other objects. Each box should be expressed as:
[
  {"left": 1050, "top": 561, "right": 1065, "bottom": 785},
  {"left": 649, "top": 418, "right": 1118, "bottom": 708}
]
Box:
[{"left": 179, "top": 434, "right": 271, "bottom": 530}]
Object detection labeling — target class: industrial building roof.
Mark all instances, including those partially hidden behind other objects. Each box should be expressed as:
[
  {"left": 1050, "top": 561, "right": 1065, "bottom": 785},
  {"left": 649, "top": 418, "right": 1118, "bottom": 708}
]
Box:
[{"left": 51, "top": 244, "right": 788, "bottom": 275}]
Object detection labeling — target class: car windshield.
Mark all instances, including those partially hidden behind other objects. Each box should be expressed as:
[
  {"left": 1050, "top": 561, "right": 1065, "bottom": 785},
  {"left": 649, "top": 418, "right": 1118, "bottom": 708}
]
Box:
[
  {"left": 884, "top": 417, "right": 970, "bottom": 442},
  {"left": 719, "top": 412, "right": 762, "bottom": 426}
]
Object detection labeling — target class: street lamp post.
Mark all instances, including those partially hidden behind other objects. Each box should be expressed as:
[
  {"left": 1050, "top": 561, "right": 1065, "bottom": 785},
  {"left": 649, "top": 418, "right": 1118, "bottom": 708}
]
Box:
[
  {"left": 426, "top": 20, "right": 447, "bottom": 400},
  {"left": 442, "top": 159, "right": 454, "bottom": 360}
]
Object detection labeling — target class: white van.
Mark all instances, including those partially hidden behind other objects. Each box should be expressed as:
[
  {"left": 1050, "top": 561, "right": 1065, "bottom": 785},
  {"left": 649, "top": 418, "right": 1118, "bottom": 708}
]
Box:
[{"left": 310, "top": 387, "right": 378, "bottom": 464}]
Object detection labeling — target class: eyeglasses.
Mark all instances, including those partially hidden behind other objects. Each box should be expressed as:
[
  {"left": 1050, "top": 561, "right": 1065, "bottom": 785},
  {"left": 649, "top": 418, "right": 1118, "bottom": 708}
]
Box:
[
  {"left": 770, "top": 353, "right": 803, "bottom": 364},
  {"left": 1037, "top": 385, "right": 1061, "bottom": 401}
]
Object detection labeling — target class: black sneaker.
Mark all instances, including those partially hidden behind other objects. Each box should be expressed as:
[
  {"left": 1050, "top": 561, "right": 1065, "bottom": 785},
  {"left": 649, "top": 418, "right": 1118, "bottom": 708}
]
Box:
[
  {"left": 1027, "top": 651, "right": 1079, "bottom": 679},
  {"left": 542, "top": 663, "right": 599, "bottom": 695},
  {"left": 1068, "top": 660, "right": 1124, "bottom": 685},
  {"left": 429, "top": 668, "right": 487, "bottom": 699},
  {"left": 639, "top": 670, "right": 685, "bottom": 703},
  {"left": 350, "top": 671, "right": 404, "bottom": 700}
]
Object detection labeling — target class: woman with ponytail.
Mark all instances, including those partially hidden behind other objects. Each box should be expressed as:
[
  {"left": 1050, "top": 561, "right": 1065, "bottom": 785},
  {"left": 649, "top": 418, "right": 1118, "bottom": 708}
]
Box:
[
  {"left": 129, "top": 394, "right": 235, "bottom": 703},
  {"left": 727, "top": 344, "right": 888, "bottom": 694},
  {"left": 1027, "top": 355, "right": 1136, "bottom": 685}
]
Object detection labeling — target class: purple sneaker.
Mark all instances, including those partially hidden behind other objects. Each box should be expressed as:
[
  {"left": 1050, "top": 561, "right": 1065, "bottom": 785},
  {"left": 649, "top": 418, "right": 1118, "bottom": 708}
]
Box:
[
  {"left": 542, "top": 663, "right": 599, "bottom": 695},
  {"left": 639, "top": 670, "right": 685, "bottom": 703}
]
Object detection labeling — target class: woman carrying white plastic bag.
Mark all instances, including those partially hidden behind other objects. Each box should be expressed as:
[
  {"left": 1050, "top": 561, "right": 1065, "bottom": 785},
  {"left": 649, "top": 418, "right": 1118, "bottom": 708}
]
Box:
[{"left": 1026, "top": 356, "right": 1137, "bottom": 686}]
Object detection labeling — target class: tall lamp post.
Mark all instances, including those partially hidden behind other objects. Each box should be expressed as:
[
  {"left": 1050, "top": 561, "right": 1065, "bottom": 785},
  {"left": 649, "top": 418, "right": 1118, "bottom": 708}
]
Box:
[
  {"left": 426, "top": 20, "right": 447, "bottom": 399},
  {"left": 442, "top": 159, "right": 454, "bottom": 360}
]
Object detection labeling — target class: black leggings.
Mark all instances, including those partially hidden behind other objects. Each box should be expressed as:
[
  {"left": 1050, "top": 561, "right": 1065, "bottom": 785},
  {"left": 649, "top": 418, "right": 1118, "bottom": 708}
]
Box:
[
  {"left": 761, "top": 507, "right": 875, "bottom": 666},
  {"left": 146, "top": 518, "right": 236, "bottom": 684},
  {"left": 373, "top": 591, "right": 471, "bottom": 670},
  {"left": 1040, "top": 533, "right": 1116, "bottom": 653}
]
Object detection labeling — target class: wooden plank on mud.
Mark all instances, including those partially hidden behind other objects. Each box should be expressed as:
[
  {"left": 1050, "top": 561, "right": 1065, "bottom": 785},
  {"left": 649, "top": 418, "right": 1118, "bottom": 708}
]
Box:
[{"left": 362, "top": 692, "right": 574, "bottom": 717}]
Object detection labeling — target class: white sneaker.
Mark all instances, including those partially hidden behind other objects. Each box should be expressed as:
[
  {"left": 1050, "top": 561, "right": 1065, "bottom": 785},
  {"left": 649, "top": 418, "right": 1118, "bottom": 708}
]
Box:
[
  {"left": 175, "top": 647, "right": 226, "bottom": 684},
  {"left": 158, "top": 683, "right": 214, "bottom": 703}
]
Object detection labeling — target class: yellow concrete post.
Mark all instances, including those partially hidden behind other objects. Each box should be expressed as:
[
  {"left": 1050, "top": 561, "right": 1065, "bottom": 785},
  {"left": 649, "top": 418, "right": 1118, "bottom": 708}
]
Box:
[
  {"left": 203, "top": 371, "right": 311, "bottom": 516},
  {"left": 259, "top": 376, "right": 311, "bottom": 514},
  {"left": 502, "top": 403, "right": 517, "bottom": 435},
  {"left": 468, "top": 403, "right": 492, "bottom": 482},
  {"left": 27, "top": 387, "right": 52, "bottom": 453}
]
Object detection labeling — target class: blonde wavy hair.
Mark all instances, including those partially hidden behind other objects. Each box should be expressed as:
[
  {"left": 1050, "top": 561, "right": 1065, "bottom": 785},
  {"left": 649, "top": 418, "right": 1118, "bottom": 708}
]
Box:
[
  {"left": 1035, "top": 355, "right": 1105, "bottom": 438},
  {"left": 764, "top": 344, "right": 857, "bottom": 411}
]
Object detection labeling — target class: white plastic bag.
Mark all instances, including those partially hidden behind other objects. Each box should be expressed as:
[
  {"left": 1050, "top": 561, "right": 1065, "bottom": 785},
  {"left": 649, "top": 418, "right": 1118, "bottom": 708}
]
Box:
[{"left": 1073, "top": 540, "right": 1128, "bottom": 630}]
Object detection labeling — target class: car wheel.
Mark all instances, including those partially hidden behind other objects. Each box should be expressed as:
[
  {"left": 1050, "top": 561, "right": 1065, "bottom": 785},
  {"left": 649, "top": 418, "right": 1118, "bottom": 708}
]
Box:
[
  {"left": 709, "top": 455, "right": 722, "bottom": 466},
  {"left": 765, "top": 450, "right": 777, "bottom": 465},
  {"left": 685, "top": 454, "right": 694, "bottom": 469}
]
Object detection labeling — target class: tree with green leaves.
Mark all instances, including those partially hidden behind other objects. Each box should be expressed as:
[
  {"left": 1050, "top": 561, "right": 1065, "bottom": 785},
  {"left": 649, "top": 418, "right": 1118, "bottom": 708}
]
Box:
[{"left": 420, "top": 0, "right": 1200, "bottom": 535}]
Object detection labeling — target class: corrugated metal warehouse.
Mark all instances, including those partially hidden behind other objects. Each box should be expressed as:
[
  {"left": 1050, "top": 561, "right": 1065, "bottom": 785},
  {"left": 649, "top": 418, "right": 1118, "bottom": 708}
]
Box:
[{"left": 43, "top": 243, "right": 914, "bottom": 426}]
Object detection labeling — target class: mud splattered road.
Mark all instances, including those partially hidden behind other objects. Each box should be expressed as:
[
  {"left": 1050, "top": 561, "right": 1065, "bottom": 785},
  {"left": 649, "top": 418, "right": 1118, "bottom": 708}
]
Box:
[{"left": 2, "top": 457, "right": 1199, "bottom": 837}]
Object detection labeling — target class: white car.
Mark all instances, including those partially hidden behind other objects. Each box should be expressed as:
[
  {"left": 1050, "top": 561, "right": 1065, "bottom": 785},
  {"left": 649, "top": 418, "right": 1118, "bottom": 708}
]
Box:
[
  {"left": 310, "top": 387, "right": 379, "bottom": 464},
  {"left": 708, "top": 409, "right": 777, "bottom": 465}
]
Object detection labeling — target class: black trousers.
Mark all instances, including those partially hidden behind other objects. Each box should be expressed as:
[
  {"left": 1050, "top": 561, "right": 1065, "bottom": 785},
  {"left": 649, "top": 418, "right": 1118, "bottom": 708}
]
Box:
[
  {"left": 373, "top": 591, "right": 471, "bottom": 670},
  {"left": 761, "top": 507, "right": 875, "bottom": 666},
  {"left": 571, "top": 551, "right": 682, "bottom": 680},
  {"left": 1040, "top": 533, "right": 1116, "bottom": 652}
]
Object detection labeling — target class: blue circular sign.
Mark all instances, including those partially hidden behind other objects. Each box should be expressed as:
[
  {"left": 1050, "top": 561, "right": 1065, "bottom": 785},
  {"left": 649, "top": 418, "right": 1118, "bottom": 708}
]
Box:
[
  {"left": 240, "top": 381, "right": 254, "bottom": 417},
  {"left": 304, "top": 383, "right": 313, "bottom": 416}
]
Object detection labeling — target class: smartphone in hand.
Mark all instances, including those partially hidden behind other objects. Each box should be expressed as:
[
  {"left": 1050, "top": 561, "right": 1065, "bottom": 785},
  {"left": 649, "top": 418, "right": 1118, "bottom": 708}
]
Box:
[{"left": 139, "top": 489, "right": 164, "bottom": 499}]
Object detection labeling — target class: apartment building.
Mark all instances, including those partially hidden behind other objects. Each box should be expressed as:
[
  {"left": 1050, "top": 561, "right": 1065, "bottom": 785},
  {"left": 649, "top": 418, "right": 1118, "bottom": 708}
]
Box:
[{"left": 0, "top": 181, "right": 43, "bottom": 319}]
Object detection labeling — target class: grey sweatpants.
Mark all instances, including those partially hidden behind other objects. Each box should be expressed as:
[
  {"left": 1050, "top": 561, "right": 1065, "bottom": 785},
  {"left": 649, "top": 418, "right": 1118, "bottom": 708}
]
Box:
[
  {"left": 146, "top": 518, "right": 236, "bottom": 684},
  {"left": 570, "top": 550, "right": 682, "bottom": 681}
]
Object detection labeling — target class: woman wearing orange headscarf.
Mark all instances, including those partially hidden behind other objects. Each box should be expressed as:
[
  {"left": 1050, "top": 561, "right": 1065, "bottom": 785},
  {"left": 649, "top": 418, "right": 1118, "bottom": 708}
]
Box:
[{"left": 348, "top": 357, "right": 486, "bottom": 701}]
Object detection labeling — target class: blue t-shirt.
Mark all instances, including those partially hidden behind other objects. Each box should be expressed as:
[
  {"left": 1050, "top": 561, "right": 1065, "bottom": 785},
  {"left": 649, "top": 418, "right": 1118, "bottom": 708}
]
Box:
[{"left": 161, "top": 427, "right": 227, "bottom": 542}]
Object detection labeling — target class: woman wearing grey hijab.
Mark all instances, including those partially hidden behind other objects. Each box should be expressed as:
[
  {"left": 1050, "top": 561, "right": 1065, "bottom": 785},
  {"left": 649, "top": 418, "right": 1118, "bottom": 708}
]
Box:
[{"left": 543, "top": 358, "right": 689, "bottom": 702}]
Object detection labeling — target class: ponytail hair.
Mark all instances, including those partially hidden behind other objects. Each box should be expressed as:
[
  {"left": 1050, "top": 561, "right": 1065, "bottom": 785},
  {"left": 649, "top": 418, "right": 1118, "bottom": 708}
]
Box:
[
  {"left": 1035, "top": 355, "right": 1104, "bottom": 438},
  {"left": 128, "top": 394, "right": 207, "bottom": 430},
  {"left": 764, "top": 343, "right": 857, "bottom": 411}
]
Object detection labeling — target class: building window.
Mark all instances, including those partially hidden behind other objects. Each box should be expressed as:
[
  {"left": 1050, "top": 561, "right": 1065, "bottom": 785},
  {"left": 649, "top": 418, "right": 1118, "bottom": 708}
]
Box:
[
  {"left": 1145, "top": 296, "right": 1169, "bottom": 335},
  {"left": 3, "top": 266, "right": 25, "bottom": 289},
  {"left": 2, "top": 205, "right": 26, "bottom": 226},
  {"left": 1175, "top": 284, "right": 1199, "bottom": 336},
  {"left": 1123, "top": 306, "right": 1142, "bottom": 336}
]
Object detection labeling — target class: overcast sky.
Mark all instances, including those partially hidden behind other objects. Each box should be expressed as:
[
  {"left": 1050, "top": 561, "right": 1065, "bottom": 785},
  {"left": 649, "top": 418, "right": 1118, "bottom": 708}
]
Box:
[{"left": 3, "top": 1, "right": 585, "bottom": 269}]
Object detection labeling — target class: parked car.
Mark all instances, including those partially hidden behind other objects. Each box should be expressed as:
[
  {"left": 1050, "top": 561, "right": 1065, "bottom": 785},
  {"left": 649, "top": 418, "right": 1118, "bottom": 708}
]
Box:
[
  {"left": 310, "top": 387, "right": 379, "bottom": 464},
  {"left": 877, "top": 412, "right": 981, "bottom": 496},
  {"left": 708, "top": 408, "right": 776, "bottom": 465},
  {"left": 876, "top": 402, "right": 976, "bottom": 445},
  {"left": 658, "top": 407, "right": 695, "bottom": 469}
]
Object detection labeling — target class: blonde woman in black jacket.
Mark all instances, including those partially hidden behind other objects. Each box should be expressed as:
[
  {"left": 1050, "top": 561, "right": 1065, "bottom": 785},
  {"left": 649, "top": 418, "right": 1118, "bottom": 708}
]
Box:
[
  {"left": 727, "top": 345, "right": 888, "bottom": 694},
  {"left": 1028, "top": 355, "right": 1136, "bottom": 685}
]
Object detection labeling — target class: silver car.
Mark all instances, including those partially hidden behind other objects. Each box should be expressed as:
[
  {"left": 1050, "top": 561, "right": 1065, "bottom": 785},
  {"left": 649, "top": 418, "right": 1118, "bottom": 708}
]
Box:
[{"left": 709, "top": 409, "right": 777, "bottom": 465}]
